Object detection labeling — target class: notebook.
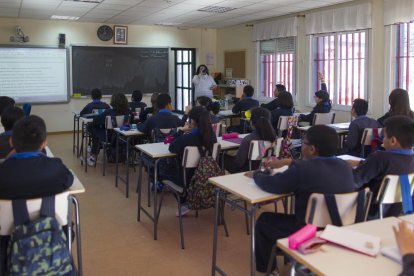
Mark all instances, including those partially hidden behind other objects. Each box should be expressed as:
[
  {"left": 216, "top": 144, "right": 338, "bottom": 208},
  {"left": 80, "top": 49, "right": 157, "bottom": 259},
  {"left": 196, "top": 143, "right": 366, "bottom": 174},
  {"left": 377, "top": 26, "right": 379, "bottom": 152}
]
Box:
[
  {"left": 320, "top": 225, "right": 381, "bottom": 256},
  {"left": 381, "top": 246, "right": 402, "bottom": 264}
]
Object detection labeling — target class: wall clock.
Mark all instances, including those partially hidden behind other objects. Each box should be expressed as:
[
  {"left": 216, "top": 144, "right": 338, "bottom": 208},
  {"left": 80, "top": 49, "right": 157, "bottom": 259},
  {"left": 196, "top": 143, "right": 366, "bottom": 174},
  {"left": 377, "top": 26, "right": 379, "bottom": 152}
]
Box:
[{"left": 97, "top": 25, "right": 113, "bottom": 41}]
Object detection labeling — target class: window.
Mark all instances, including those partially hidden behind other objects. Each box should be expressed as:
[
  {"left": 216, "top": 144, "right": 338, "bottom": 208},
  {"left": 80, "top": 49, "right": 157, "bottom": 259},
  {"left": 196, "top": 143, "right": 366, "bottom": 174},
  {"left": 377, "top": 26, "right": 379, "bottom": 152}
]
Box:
[
  {"left": 259, "top": 37, "right": 295, "bottom": 98},
  {"left": 311, "top": 30, "right": 368, "bottom": 106},
  {"left": 395, "top": 22, "right": 414, "bottom": 109},
  {"left": 172, "top": 48, "right": 196, "bottom": 112}
]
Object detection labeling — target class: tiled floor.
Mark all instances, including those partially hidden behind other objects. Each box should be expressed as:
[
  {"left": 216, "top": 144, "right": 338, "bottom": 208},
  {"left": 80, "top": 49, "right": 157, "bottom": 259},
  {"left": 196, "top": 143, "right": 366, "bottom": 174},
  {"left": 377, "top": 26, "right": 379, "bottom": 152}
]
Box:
[{"left": 48, "top": 133, "right": 289, "bottom": 276}]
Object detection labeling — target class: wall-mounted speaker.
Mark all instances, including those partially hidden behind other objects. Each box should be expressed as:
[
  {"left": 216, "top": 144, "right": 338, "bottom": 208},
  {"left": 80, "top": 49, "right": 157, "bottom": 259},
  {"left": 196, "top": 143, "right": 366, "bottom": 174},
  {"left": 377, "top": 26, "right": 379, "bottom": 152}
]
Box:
[{"left": 59, "top": 33, "right": 66, "bottom": 48}]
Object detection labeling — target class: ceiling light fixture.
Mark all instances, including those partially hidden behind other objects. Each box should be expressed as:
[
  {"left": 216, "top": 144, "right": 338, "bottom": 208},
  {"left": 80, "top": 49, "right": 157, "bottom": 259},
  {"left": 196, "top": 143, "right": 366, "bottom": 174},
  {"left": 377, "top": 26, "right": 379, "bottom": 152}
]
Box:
[
  {"left": 155, "top": 22, "right": 182, "bottom": 26},
  {"left": 51, "top": 15, "right": 80, "bottom": 20},
  {"left": 197, "top": 6, "right": 236, "bottom": 13},
  {"left": 64, "top": 0, "right": 104, "bottom": 3}
]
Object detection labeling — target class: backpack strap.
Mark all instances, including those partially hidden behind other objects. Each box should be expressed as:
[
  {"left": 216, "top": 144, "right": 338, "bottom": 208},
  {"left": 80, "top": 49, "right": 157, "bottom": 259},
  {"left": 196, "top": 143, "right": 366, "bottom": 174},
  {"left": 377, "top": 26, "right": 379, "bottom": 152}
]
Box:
[
  {"left": 39, "top": 196, "right": 55, "bottom": 218},
  {"left": 400, "top": 175, "right": 413, "bottom": 215},
  {"left": 11, "top": 200, "right": 30, "bottom": 226},
  {"left": 354, "top": 190, "right": 366, "bottom": 223},
  {"left": 111, "top": 116, "right": 118, "bottom": 128},
  {"left": 323, "top": 194, "right": 343, "bottom": 226}
]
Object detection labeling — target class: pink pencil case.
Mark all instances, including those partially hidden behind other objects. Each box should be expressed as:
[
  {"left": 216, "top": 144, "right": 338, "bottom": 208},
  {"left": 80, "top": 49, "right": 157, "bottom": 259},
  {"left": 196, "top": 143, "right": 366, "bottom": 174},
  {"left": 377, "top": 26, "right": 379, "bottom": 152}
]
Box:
[
  {"left": 222, "top": 132, "right": 239, "bottom": 139},
  {"left": 288, "top": 224, "right": 317, "bottom": 250}
]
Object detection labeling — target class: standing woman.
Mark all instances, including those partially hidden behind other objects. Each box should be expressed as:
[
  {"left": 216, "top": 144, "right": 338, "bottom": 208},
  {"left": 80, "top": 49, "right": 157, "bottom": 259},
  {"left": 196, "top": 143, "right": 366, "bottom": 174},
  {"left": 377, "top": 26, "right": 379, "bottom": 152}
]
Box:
[
  {"left": 378, "top": 88, "right": 414, "bottom": 126},
  {"left": 192, "top": 64, "right": 217, "bottom": 99}
]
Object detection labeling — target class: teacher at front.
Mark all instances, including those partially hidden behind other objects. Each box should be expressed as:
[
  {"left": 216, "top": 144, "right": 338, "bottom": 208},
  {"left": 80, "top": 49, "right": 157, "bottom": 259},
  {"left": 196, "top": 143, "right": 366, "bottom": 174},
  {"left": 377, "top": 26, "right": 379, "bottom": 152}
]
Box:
[{"left": 192, "top": 64, "right": 217, "bottom": 99}]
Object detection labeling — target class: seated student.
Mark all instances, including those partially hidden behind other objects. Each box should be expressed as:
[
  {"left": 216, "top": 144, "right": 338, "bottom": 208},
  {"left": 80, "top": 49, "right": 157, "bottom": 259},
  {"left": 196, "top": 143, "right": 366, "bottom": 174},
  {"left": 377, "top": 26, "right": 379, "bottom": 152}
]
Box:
[
  {"left": 80, "top": 88, "right": 110, "bottom": 116},
  {"left": 378, "top": 88, "right": 414, "bottom": 126},
  {"left": 232, "top": 85, "right": 259, "bottom": 114},
  {"left": 88, "top": 93, "right": 132, "bottom": 166},
  {"left": 344, "top": 99, "right": 380, "bottom": 157},
  {"left": 129, "top": 89, "right": 147, "bottom": 112},
  {"left": 270, "top": 91, "right": 294, "bottom": 132},
  {"left": 261, "top": 84, "right": 287, "bottom": 111},
  {"left": 347, "top": 116, "right": 414, "bottom": 217},
  {"left": 250, "top": 125, "right": 354, "bottom": 275},
  {"left": 299, "top": 89, "right": 331, "bottom": 125},
  {"left": 137, "top": 93, "right": 184, "bottom": 136},
  {"left": 0, "top": 115, "right": 74, "bottom": 199},
  {"left": 224, "top": 107, "right": 276, "bottom": 174},
  {"left": 195, "top": 95, "right": 211, "bottom": 107},
  {"left": 0, "top": 106, "right": 24, "bottom": 158},
  {"left": 140, "top": 92, "right": 159, "bottom": 123},
  {"left": 0, "top": 96, "right": 15, "bottom": 118},
  {"left": 207, "top": 100, "right": 221, "bottom": 124},
  {"left": 393, "top": 221, "right": 414, "bottom": 275},
  {"left": 166, "top": 106, "right": 217, "bottom": 215}
]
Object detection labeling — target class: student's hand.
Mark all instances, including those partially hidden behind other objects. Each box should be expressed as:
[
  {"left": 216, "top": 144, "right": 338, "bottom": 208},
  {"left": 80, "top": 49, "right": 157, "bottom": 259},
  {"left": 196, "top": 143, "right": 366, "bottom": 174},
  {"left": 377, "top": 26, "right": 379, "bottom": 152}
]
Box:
[
  {"left": 318, "top": 72, "right": 325, "bottom": 82},
  {"left": 244, "top": 171, "right": 254, "bottom": 178},
  {"left": 264, "top": 158, "right": 292, "bottom": 169},
  {"left": 180, "top": 122, "right": 192, "bottom": 132},
  {"left": 393, "top": 221, "right": 414, "bottom": 256},
  {"left": 346, "top": 160, "right": 360, "bottom": 168}
]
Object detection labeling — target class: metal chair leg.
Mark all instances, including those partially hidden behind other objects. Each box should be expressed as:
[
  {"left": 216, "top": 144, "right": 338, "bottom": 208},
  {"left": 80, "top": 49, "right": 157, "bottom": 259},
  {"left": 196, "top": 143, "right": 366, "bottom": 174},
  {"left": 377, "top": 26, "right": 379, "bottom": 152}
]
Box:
[
  {"left": 266, "top": 244, "right": 277, "bottom": 276},
  {"left": 244, "top": 200, "right": 250, "bottom": 235}
]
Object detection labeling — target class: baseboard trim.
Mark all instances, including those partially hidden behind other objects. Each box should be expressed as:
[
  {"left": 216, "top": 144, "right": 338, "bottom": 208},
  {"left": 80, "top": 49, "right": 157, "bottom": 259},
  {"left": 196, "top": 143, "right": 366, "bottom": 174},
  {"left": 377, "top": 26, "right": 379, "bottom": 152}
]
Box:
[{"left": 48, "top": 131, "right": 73, "bottom": 135}]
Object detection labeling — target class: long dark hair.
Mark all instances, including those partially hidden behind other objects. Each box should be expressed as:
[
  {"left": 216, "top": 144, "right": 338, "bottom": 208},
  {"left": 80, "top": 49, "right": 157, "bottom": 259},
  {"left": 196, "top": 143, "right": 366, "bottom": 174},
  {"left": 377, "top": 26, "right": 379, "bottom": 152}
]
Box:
[
  {"left": 110, "top": 93, "right": 129, "bottom": 114},
  {"left": 196, "top": 64, "right": 209, "bottom": 75},
  {"left": 250, "top": 107, "right": 276, "bottom": 142},
  {"left": 389, "top": 89, "right": 414, "bottom": 119},
  {"left": 189, "top": 106, "right": 217, "bottom": 154}
]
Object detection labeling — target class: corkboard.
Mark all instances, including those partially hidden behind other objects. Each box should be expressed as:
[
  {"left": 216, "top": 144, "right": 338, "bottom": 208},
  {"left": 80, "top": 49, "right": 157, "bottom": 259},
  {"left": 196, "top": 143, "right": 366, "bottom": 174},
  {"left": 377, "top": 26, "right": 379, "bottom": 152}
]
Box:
[{"left": 224, "top": 50, "right": 246, "bottom": 79}]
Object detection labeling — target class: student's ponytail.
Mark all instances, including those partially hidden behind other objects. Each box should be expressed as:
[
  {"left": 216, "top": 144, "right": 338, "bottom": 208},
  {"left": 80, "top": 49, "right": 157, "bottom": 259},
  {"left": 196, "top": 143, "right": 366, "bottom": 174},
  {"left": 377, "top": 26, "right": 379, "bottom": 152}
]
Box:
[
  {"left": 250, "top": 107, "right": 276, "bottom": 142},
  {"left": 189, "top": 106, "right": 217, "bottom": 154}
]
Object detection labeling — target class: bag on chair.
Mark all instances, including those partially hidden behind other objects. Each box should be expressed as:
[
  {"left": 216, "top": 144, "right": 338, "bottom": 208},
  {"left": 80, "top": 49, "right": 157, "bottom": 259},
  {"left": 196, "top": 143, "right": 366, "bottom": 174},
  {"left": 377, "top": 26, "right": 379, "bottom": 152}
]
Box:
[
  {"left": 7, "top": 196, "right": 74, "bottom": 276},
  {"left": 187, "top": 147, "right": 222, "bottom": 211}
]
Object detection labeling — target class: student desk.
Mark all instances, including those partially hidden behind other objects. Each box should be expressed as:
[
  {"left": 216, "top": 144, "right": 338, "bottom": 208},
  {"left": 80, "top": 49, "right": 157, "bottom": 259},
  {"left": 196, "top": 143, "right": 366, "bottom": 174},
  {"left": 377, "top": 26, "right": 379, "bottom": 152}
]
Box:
[
  {"left": 113, "top": 128, "right": 145, "bottom": 198},
  {"left": 277, "top": 217, "right": 402, "bottom": 276},
  {"left": 399, "top": 214, "right": 414, "bottom": 225},
  {"left": 209, "top": 168, "right": 290, "bottom": 276},
  {"left": 135, "top": 142, "right": 177, "bottom": 240},
  {"left": 296, "top": 122, "right": 350, "bottom": 148},
  {"left": 72, "top": 110, "right": 81, "bottom": 156},
  {"left": 79, "top": 117, "right": 94, "bottom": 172}
]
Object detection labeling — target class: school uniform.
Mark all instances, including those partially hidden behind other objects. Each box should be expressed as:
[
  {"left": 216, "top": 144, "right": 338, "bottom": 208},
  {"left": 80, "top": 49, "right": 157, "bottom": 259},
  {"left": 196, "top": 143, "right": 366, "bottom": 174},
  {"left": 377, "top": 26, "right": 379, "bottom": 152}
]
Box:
[
  {"left": 352, "top": 149, "right": 414, "bottom": 217},
  {"left": 402, "top": 254, "right": 414, "bottom": 275},
  {"left": 270, "top": 107, "right": 293, "bottom": 132},
  {"left": 129, "top": 101, "right": 147, "bottom": 112},
  {"left": 253, "top": 157, "right": 355, "bottom": 273},
  {"left": 232, "top": 97, "right": 259, "bottom": 114},
  {"left": 137, "top": 109, "right": 184, "bottom": 136},
  {"left": 299, "top": 101, "right": 332, "bottom": 125},
  {"left": 139, "top": 106, "right": 154, "bottom": 122},
  {"left": 0, "top": 130, "right": 12, "bottom": 159},
  {"left": 261, "top": 97, "right": 282, "bottom": 112},
  {"left": 344, "top": 115, "right": 380, "bottom": 157},
  {"left": 79, "top": 99, "right": 110, "bottom": 116},
  {"left": 224, "top": 131, "right": 262, "bottom": 173}
]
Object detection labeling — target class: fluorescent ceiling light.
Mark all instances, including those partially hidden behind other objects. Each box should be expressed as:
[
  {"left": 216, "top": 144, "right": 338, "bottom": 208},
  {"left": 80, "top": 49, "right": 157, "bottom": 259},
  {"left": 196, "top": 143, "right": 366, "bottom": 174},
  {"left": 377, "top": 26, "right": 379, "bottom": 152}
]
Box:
[
  {"left": 51, "top": 15, "right": 80, "bottom": 20},
  {"left": 64, "top": 0, "right": 104, "bottom": 3},
  {"left": 155, "top": 22, "right": 182, "bottom": 26},
  {"left": 197, "top": 6, "right": 236, "bottom": 13}
]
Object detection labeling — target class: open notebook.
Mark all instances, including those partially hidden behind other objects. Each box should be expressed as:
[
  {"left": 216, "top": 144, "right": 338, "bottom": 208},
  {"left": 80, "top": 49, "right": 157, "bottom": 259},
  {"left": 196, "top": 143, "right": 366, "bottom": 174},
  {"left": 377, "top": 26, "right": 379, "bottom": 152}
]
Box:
[{"left": 320, "top": 225, "right": 381, "bottom": 256}]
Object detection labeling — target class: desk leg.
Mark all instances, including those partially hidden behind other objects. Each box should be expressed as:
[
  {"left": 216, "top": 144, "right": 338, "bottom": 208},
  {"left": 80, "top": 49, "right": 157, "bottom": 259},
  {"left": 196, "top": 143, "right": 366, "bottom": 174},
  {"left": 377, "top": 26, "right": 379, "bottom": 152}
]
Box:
[
  {"left": 77, "top": 116, "right": 80, "bottom": 157},
  {"left": 83, "top": 124, "right": 88, "bottom": 173},
  {"left": 153, "top": 158, "right": 159, "bottom": 240},
  {"left": 73, "top": 114, "right": 76, "bottom": 154},
  {"left": 125, "top": 136, "right": 130, "bottom": 198},
  {"left": 250, "top": 204, "right": 257, "bottom": 276},
  {"left": 137, "top": 152, "right": 143, "bottom": 221},
  {"left": 115, "top": 132, "right": 119, "bottom": 187},
  {"left": 211, "top": 188, "right": 220, "bottom": 276}
]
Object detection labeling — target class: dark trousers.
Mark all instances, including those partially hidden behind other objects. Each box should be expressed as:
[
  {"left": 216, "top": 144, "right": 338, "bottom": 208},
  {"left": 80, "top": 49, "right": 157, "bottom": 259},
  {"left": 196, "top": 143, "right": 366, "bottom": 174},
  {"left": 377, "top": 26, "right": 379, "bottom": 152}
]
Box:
[{"left": 255, "top": 212, "right": 304, "bottom": 273}]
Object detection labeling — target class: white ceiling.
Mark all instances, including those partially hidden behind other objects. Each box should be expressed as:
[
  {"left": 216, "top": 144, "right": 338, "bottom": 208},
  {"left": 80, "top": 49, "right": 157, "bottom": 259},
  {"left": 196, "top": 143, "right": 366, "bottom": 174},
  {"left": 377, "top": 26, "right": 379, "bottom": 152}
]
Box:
[{"left": 0, "top": 0, "right": 353, "bottom": 28}]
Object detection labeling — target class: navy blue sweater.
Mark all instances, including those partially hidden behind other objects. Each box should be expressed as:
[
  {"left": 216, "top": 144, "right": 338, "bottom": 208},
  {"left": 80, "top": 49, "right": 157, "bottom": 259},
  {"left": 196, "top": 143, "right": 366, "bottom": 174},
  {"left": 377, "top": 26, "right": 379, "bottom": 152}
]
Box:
[
  {"left": 232, "top": 98, "right": 259, "bottom": 114},
  {"left": 80, "top": 100, "right": 110, "bottom": 116},
  {"left": 137, "top": 110, "right": 184, "bottom": 135}
]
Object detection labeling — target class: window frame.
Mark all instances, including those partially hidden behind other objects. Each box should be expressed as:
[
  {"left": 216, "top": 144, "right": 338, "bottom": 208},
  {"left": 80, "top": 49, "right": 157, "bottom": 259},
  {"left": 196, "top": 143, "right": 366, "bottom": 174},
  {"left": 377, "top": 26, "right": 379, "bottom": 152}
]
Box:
[{"left": 307, "top": 29, "right": 371, "bottom": 111}]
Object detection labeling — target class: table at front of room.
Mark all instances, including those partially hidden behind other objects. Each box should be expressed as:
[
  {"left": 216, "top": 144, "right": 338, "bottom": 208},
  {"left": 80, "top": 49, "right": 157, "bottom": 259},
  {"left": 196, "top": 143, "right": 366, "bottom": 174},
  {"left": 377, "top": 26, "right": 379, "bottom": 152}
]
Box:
[
  {"left": 209, "top": 168, "right": 290, "bottom": 276},
  {"left": 277, "top": 217, "right": 403, "bottom": 276},
  {"left": 114, "top": 128, "right": 145, "bottom": 198}
]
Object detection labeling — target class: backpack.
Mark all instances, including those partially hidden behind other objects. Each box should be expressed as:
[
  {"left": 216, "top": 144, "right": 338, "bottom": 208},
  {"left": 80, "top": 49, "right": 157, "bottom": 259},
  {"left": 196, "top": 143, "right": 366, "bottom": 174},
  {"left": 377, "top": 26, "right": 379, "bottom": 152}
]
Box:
[
  {"left": 7, "top": 196, "right": 74, "bottom": 276},
  {"left": 187, "top": 148, "right": 222, "bottom": 211}
]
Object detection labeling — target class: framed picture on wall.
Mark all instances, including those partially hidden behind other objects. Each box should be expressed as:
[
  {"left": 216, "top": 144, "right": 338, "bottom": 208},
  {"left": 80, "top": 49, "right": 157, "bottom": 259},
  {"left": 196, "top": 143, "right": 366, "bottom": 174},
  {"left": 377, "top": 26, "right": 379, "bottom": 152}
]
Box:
[{"left": 114, "top": 25, "right": 127, "bottom": 44}]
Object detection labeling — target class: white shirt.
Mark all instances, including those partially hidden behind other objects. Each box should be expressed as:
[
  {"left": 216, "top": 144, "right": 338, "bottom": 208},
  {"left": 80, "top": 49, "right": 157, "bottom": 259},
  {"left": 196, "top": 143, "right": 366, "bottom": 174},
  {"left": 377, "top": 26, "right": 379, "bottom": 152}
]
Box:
[{"left": 192, "top": 74, "right": 216, "bottom": 99}]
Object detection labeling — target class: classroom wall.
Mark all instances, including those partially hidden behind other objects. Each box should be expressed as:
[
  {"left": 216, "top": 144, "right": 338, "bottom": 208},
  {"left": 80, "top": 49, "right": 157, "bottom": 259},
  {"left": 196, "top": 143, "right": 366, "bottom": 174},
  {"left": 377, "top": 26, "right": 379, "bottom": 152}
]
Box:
[
  {"left": 0, "top": 18, "right": 217, "bottom": 132},
  {"left": 216, "top": 0, "right": 386, "bottom": 124}
]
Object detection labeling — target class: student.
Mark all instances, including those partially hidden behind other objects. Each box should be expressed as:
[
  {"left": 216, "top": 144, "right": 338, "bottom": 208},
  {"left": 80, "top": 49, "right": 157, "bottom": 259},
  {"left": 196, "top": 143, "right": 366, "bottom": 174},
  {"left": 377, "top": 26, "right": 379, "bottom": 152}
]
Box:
[
  {"left": 0, "top": 115, "right": 74, "bottom": 199},
  {"left": 137, "top": 93, "right": 184, "bottom": 136},
  {"left": 0, "top": 96, "right": 15, "bottom": 117},
  {"left": 166, "top": 106, "right": 217, "bottom": 215},
  {"left": 207, "top": 100, "right": 221, "bottom": 124},
  {"left": 79, "top": 88, "right": 110, "bottom": 116},
  {"left": 299, "top": 89, "right": 331, "bottom": 125},
  {"left": 261, "top": 84, "right": 287, "bottom": 111},
  {"left": 344, "top": 99, "right": 380, "bottom": 157},
  {"left": 347, "top": 116, "right": 414, "bottom": 217},
  {"left": 140, "top": 92, "right": 159, "bottom": 123},
  {"left": 378, "top": 88, "right": 414, "bottom": 126},
  {"left": 250, "top": 125, "right": 354, "bottom": 274},
  {"left": 232, "top": 85, "right": 259, "bottom": 114},
  {"left": 270, "top": 91, "right": 294, "bottom": 132},
  {"left": 224, "top": 107, "right": 276, "bottom": 173},
  {"left": 88, "top": 93, "right": 132, "bottom": 166},
  {"left": 129, "top": 90, "right": 147, "bottom": 112},
  {"left": 0, "top": 106, "right": 24, "bottom": 159},
  {"left": 393, "top": 221, "right": 414, "bottom": 275}
]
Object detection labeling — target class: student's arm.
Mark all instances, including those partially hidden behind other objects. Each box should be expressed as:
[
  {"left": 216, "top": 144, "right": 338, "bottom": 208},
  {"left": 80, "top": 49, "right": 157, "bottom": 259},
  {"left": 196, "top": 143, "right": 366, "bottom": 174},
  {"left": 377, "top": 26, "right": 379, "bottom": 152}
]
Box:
[
  {"left": 56, "top": 159, "right": 74, "bottom": 189},
  {"left": 169, "top": 135, "right": 187, "bottom": 154},
  {"left": 345, "top": 122, "right": 359, "bottom": 153},
  {"left": 192, "top": 75, "right": 200, "bottom": 85},
  {"left": 79, "top": 103, "right": 91, "bottom": 116},
  {"left": 253, "top": 161, "right": 300, "bottom": 194},
  {"left": 179, "top": 115, "right": 188, "bottom": 127},
  {"left": 233, "top": 138, "right": 250, "bottom": 170},
  {"left": 137, "top": 117, "right": 151, "bottom": 134},
  {"left": 352, "top": 153, "right": 384, "bottom": 189},
  {"left": 300, "top": 108, "right": 316, "bottom": 123}
]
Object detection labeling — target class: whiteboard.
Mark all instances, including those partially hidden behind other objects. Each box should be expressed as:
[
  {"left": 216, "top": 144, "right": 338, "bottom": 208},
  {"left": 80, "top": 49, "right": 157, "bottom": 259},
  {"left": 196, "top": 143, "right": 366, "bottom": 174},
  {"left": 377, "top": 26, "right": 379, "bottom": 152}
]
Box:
[{"left": 0, "top": 46, "right": 69, "bottom": 104}]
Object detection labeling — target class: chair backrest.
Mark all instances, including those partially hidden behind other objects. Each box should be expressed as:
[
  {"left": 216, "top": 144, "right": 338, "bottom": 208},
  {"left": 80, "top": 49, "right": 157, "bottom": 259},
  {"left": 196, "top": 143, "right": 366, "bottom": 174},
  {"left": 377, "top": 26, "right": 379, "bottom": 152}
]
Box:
[
  {"left": 105, "top": 115, "right": 126, "bottom": 130},
  {"left": 0, "top": 192, "right": 70, "bottom": 236},
  {"left": 152, "top": 128, "right": 176, "bottom": 143},
  {"left": 212, "top": 143, "right": 221, "bottom": 162},
  {"left": 277, "top": 116, "right": 290, "bottom": 132},
  {"left": 212, "top": 123, "right": 222, "bottom": 137},
  {"left": 377, "top": 174, "right": 414, "bottom": 205},
  {"left": 313, "top": 112, "right": 335, "bottom": 125},
  {"left": 248, "top": 138, "right": 283, "bottom": 161},
  {"left": 305, "top": 188, "right": 372, "bottom": 228},
  {"left": 182, "top": 142, "right": 220, "bottom": 168},
  {"left": 361, "top": 128, "right": 383, "bottom": 146}
]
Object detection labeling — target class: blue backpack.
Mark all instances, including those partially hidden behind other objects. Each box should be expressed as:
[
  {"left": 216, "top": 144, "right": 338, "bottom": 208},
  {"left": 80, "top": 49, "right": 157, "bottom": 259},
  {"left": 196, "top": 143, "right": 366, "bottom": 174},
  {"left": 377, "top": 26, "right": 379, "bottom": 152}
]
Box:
[{"left": 7, "top": 196, "right": 74, "bottom": 276}]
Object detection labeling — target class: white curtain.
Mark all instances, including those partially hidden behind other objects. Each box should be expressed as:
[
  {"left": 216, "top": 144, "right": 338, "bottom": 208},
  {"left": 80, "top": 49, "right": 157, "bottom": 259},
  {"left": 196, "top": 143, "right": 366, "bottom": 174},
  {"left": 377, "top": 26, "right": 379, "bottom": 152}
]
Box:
[
  {"left": 305, "top": 3, "right": 372, "bottom": 35},
  {"left": 384, "top": 0, "right": 414, "bottom": 25},
  {"left": 251, "top": 17, "right": 297, "bottom": 41}
]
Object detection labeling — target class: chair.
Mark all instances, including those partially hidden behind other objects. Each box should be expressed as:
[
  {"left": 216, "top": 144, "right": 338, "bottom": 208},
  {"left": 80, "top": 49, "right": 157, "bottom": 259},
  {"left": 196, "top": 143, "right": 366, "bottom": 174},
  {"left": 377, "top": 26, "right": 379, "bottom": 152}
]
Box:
[
  {"left": 158, "top": 143, "right": 222, "bottom": 249},
  {"left": 360, "top": 128, "right": 383, "bottom": 158},
  {"left": 212, "top": 122, "right": 223, "bottom": 137},
  {"left": 312, "top": 112, "right": 335, "bottom": 125},
  {"left": 151, "top": 128, "right": 176, "bottom": 143},
  {"left": 276, "top": 116, "right": 290, "bottom": 137},
  {"left": 247, "top": 138, "right": 283, "bottom": 171},
  {"left": 266, "top": 188, "right": 372, "bottom": 275},
  {"left": 0, "top": 192, "right": 83, "bottom": 275},
  {"left": 376, "top": 174, "right": 414, "bottom": 219}
]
